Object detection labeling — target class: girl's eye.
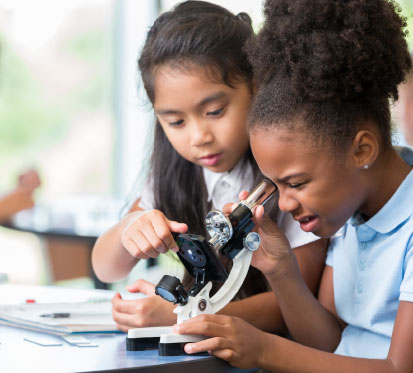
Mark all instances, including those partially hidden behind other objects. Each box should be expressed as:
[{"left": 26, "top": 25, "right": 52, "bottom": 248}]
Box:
[
  {"left": 169, "top": 119, "right": 184, "bottom": 127},
  {"left": 207, "top": 107, "right": 224, "bottom": 116},
  {"left": 288, "top": 182, "right": 305, "bottom": 189}
]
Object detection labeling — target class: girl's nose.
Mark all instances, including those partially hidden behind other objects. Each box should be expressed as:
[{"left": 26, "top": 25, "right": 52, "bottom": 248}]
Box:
[
  {"left": 190, "top": 120, "right": 214, "bottom": 146},
  {"left": 278, "top": 190, "right": 300, "bottom": 213}
]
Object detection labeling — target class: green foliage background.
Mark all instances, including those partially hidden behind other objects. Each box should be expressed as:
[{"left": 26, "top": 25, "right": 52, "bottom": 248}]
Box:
[
  {"left": 0, "top": 1, "right": 411, "bottom": 191},
  {"left": 0, "top": 24, "right": 110, "bottom": 190},
  {"left": 399, "top": 0, "right": 413, "bottom": 48}
]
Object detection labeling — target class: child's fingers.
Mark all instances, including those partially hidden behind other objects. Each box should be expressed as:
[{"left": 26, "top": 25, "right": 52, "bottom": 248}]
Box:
[
  {"left": 238, "top": 190, "right": 249, "bottom": 201},
  {"left": 174, "top": 315, "right": 229, "bottom": 337},
  {"left": 111, "top": 297, "right": 159, "bottom": 329},
  {"left": 112, "top": 308, "right": 141, "bottom": 328},
  {"left": 221, "top": 190, "right": 249, "bottom": 215},
  {"left": 166, "top": 220, "right": 188, "bottom": 252},
  {"left": 111, "top": 294, "right": 136, "bottom": 325},
  {"left": 112, "top": 295, "right": 148, "bottom": 315},
  {"left": 122, "top": 236, "right": 149, "bottom": 260},
  {"left": 142, "top": 221, "right": 169, "bottom": 254},
  {"left": 222, "top": 202, "right": 238, "bottom": 215},
  {"left": 126, "top": 279, "right": 155, "bottom": 295},
  {"left": 121, "top": 210, "right": 186, "bottom": 256},
  {"left": 184, "top": 337, "right": 230, "bottom": 355},
  {"left": 112, "top": 293, "right": 136, "bottom": 331},
  {"left": 167, "top": 220, "right": 188, "bottom": 234},
  {"left": 210, "top": 348, "right": 241, "bottom": 363},
  {"left": 129, "top": 232, "right": 159, "bottom": 258},
  {"left": 115, "top": 322, "right": 130, "bottom": 332},
  {"left": 254, "top": 204, "right": 265, "bottom": 219},
  {"left": 253, "top": 205, "right": 282, "bottom": 236},
  {"left": 150, "top": 214, "right": 181, "bottom": 252},
  {"left": 111, "top": 293, "right": 129, "bottom": 312},
  {"left": 112, "top": 297, "right": 139, "bottom": 317}
]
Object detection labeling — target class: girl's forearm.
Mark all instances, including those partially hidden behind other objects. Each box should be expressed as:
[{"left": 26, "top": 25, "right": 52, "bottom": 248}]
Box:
[
  {"left": 91, "top": 224, "right": 138, "bottom": 283},
  {"left": 267, "top": 254, "right": 342, "bottom": 351},
  {"left": 259, "top": 334, "right": 396, "bottom": 373},
  {"left": 218, "top": 292, "right": 286, "bottom": 333}
]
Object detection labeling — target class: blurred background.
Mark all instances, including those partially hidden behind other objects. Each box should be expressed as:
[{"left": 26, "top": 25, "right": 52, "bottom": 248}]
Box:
[{"left": 0, "top": 0, "right": 412, "bottom": 289}]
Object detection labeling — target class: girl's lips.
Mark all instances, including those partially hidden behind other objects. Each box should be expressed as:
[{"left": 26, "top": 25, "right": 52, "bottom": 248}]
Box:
[
  {"left": 298, "top": 216, "right": 320, "bottom": 233},
  {"left": 199, "top": 153, "right": 222, "bottom": 167}
]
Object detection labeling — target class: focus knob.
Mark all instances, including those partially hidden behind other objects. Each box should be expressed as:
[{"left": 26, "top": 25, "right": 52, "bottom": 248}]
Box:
[{"left": 243, "top": 232, "right": 260, "bottom": 251}]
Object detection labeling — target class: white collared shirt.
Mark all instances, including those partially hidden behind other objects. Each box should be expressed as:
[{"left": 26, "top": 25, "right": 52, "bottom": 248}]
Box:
[{"left": 202, "top": 157, "right": 254, "bottom": 211}]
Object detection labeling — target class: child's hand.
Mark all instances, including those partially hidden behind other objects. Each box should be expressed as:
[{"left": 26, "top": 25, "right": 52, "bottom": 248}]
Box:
[
  {"left": 173, "top": 314, "right": 270, "bottom": 369},
  {"left": 111, "top": 279, "right": 176, "bottom": 331},
  {"left": 251, "top": 204, "right": 293, "bottom": 278},
  {"left": 223, "top": 190, "right": 293, "bottom": 278},
  {"left": 221, "top": 190, "right": 248, "bottom": 215},
  {"left": 119, "top": 209, "right": 188, "bottom": 260}
]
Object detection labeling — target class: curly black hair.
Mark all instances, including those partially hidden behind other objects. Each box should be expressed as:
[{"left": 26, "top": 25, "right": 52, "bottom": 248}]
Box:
[{"left": 246, "top": 0, "right": 412, "bottom": 150}]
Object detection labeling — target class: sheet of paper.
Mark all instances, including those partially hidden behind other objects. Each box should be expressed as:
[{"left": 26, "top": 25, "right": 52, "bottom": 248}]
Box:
[
  {"left": 24, "top": 336, "right": 63, "bottom": 346},
  {"left": 0, "top": 301, "right": 118, "bottom": 333},
  {"left": 0, "top": 285, "right": 121, "bottom": 334},
  {"left": 62, "top": 335, "right": 92, "bottom": 344}
]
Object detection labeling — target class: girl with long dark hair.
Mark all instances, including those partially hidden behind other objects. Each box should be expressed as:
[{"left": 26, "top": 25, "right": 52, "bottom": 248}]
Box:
[{"left": 92, "top": 0, "right": 326, "bottom": 332}]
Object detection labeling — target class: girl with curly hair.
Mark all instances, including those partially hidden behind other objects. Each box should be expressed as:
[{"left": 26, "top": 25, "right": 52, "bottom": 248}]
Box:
[
  {"left": 92, "top": 1, "right": 326, "bottom": 333},
  {"left": 175, "top": 1, "right": 413, "bottom": 371}
]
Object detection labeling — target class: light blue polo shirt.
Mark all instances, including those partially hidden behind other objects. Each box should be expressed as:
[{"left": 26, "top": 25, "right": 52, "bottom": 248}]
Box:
[{"left": 326, "top": 164, "right": 413, "bottom": 358}]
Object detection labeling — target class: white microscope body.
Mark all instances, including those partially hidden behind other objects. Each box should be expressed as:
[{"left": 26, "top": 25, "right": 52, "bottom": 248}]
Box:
[{"left": 126, "top": 179, "right": 276, "bottom": 355}]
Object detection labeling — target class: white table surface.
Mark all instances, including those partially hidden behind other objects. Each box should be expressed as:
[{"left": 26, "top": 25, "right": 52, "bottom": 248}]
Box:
[{"left": 0, "top": 284, "right": 255, "bottom": 373}]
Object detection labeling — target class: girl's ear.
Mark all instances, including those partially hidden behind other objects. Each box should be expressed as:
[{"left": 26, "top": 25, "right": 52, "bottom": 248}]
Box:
[{"left": 351, "top": 128, "right": 380, "bottom": 170}]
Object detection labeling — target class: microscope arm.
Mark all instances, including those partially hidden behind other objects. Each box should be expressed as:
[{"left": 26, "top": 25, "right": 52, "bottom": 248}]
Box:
[{"left": 174, "top": 247, "right": 252, "bottom": 324}]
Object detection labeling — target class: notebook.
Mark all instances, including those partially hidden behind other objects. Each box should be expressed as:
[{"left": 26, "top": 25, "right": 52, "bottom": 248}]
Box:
[
  {"left": 0, "top": 284, "right": 120, "bottom": 335},
  {"left": 0, "top": 300, "right": 120, "bottom": 335}
]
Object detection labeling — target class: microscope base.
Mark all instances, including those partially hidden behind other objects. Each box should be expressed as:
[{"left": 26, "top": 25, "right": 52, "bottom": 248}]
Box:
[
  {"left": 158, "top": 333, "right": 207, "bottom": 356},
  {"left": 126, "top": 326, "right": 173, "bottom": 351},
  {"left": 126, "top": 336, "right": 160, "bottom": 351}
]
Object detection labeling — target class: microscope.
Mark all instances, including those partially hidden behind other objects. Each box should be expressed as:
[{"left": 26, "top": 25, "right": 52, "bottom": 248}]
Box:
[{"left": 126, "top": 178, "right": 277, "bottom": 356}]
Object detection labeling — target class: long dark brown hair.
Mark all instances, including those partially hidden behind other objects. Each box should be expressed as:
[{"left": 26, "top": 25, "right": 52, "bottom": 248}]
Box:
[{"left": 138, "top": 1, "right": 270, "bottom": 298}]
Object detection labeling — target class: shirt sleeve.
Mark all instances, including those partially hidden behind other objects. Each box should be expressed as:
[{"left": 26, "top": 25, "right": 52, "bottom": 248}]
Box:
[
  {"left": 324, "top": 226, "right": 348, "bottom": 267},
  {"left": 399, "top": 234, "right": 413, "bottom": 302},
  {"left": 325, "top": 240, "right": 335, "bottom": 267},
  {"left": 131, "top": 179, "right": 155, "bottom": 211},
  {"left": 276, "top": 210, "right": 319, "bottom": 249}
]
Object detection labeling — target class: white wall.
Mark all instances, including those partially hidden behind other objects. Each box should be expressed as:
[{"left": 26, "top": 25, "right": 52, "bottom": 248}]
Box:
[{"left": 114, "top": 0, "right": 158, "bottom": 200}]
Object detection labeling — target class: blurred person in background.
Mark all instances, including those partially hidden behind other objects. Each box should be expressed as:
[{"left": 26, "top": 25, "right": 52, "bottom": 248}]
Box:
[
  {"left": 0, "top": 169, "right": 41, "bottom": 223},
  {"left": 0, "top": 43, "right": 41, "bottom": 223}
]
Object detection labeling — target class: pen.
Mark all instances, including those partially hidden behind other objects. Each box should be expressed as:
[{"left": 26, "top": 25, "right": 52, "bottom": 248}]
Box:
[{"left": 39, "top": 313, "right": 70, "bottom": 318}]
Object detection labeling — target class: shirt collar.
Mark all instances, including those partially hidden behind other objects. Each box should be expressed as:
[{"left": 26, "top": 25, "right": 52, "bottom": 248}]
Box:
[
  {"left": 351, "top": 169, "right": 413, "bottom": 234},
  {"left": 203, "top": 157, "right": 251, "bottom": 202}
]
